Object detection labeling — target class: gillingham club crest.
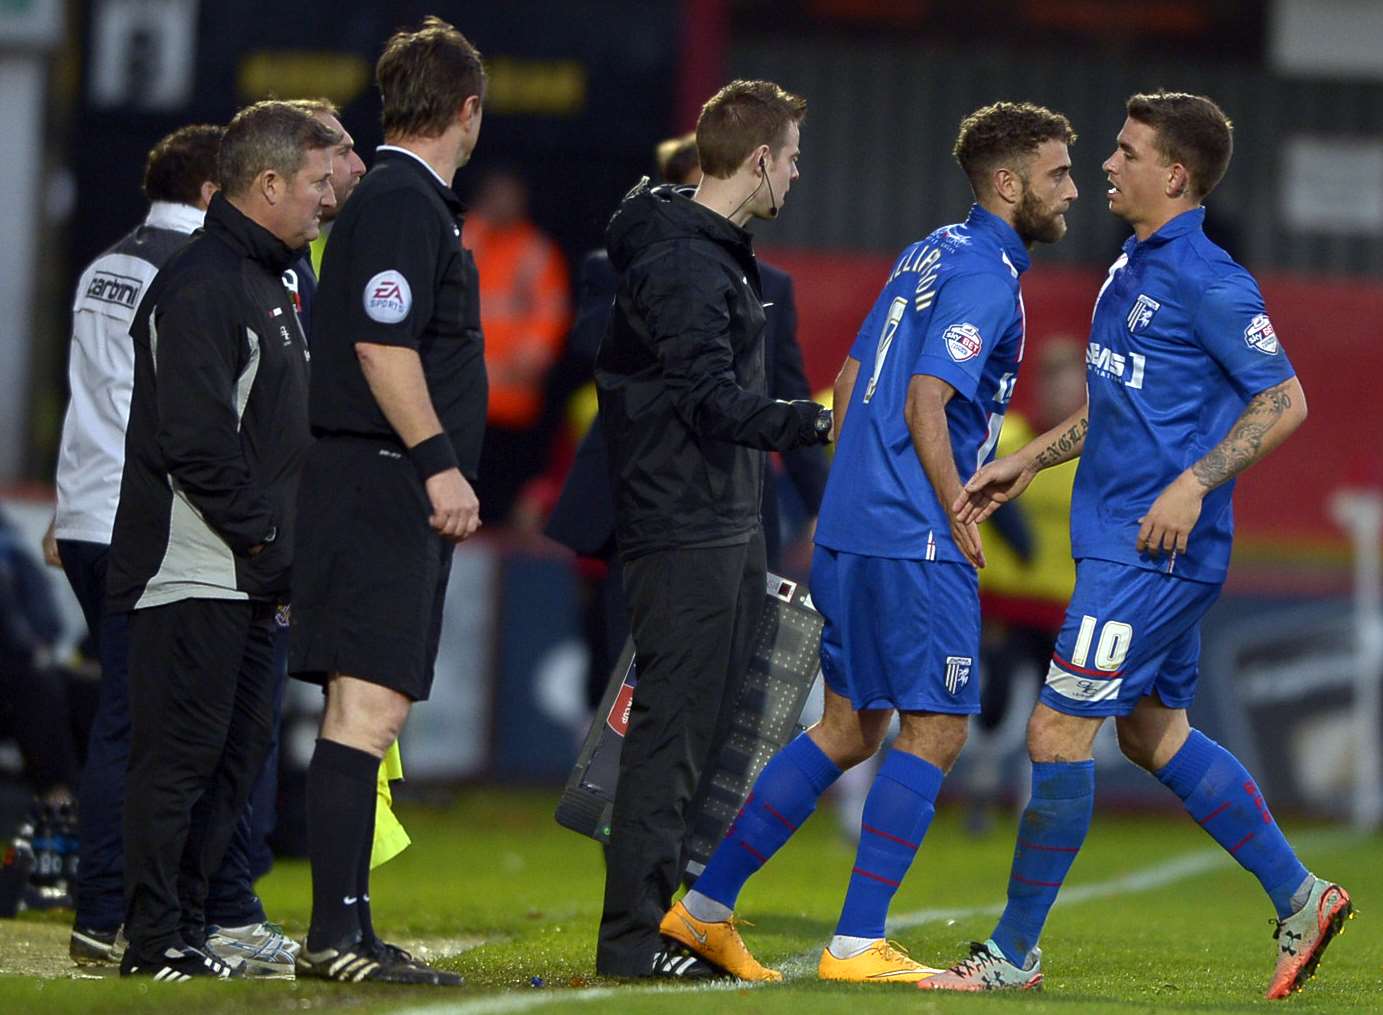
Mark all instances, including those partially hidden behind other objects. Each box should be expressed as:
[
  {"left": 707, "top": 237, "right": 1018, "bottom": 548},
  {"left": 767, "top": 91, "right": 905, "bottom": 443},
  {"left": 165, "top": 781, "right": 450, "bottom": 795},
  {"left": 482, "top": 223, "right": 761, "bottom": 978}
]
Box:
[
  {"left": 944, "top": 656, "right": 973, "bottom": 695},
  {"left": 1126, "top": 293, "right": 1161, "bottom": 332}
]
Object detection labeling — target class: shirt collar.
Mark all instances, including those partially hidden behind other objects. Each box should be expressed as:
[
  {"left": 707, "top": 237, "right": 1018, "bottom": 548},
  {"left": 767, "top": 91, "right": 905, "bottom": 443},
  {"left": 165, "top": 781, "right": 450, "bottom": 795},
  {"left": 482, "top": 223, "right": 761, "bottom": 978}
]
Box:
[
  {"left": 144, "top": 201, "right": 205, "bottom": 234},
  {"left": 1124, "top": 206, "right": 1205, "bottom": 253},
  {"left": 965, "top": 204, "right": 1030, "bottom": 275},
  {"left": 375, "top": 145, "right": 465, "bottom": 214}
]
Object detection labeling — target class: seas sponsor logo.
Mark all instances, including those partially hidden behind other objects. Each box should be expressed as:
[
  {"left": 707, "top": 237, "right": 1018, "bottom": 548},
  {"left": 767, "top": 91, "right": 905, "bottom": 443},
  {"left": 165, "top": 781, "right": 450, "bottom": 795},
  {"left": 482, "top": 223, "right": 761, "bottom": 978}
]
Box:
[
  {"left": 1243, "top": 313, "right": 1280, "bottom": 355},
  {"left": 944, "top": 322, "right": 983, "bottom": 363},
  {"left": 85, "top": 270, "right": 143, "bottom": 309},
  {"left": 1087, "top": 341, "right": 1146, "bottom": 390},
  {"left": 363, "top": 269, "right": 412, "bottom": 324},
  {"left": 944, "top": 656, "right": 972, "bottom": 695},
  {"left": 1126, "top": 293, "right": 1161, "bottom": 332}
]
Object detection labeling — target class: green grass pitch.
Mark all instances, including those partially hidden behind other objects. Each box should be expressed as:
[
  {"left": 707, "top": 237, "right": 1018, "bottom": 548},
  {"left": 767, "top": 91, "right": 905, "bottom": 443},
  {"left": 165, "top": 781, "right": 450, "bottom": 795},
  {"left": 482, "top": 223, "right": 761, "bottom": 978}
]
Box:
[{"left": 1, "top": 788, "right": 1378, "bottom": 1013}]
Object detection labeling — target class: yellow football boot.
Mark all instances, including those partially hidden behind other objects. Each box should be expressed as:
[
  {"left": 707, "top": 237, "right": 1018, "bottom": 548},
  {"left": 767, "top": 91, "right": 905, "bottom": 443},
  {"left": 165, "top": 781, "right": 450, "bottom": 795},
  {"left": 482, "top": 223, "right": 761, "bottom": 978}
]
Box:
[
  {"left": 658, "top": 900, "right": 782, "bottom": 982},
  {"left": 817, "top": 939, "right": 941, "bottom": 984}
]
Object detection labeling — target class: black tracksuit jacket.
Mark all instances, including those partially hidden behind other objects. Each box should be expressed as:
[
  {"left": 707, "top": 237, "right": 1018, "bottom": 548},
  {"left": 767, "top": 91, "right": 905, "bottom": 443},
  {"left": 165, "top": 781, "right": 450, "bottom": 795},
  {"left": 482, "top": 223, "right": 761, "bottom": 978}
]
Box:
[
  {"left": 594, "top": 181, "right": 822, "bottom": 561},
  {"left": 108, "top": 193, "right": 311, "bottom": 611}
]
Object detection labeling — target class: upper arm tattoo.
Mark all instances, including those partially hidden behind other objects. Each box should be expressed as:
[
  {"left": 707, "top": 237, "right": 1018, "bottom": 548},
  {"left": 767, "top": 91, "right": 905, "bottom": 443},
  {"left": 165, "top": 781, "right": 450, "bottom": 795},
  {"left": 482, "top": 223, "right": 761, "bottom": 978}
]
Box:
[{"left": 1191, "top": 381, "right": 1293, "bottom": 490}]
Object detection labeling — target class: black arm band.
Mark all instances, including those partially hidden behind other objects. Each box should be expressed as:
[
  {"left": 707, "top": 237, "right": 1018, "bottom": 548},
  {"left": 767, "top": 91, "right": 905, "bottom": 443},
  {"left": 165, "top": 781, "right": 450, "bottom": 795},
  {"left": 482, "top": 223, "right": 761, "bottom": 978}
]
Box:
[{"left": 408, "top": 433, "right": 459, "bottom": 480}]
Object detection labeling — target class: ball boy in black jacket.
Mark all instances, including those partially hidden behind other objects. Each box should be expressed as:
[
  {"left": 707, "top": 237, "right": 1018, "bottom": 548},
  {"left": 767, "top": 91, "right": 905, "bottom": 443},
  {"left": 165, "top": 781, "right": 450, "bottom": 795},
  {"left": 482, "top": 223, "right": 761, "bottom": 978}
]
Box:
[{"left": 594, "top": 80, "right": 831, "bottom": 978}]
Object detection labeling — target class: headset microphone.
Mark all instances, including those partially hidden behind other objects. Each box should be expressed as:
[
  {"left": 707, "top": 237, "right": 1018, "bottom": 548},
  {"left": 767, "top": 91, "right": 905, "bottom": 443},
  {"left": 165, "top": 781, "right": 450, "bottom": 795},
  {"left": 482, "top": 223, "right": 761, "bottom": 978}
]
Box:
[{"left": 760, "top": 155, "right": 778, "bottom": 218}]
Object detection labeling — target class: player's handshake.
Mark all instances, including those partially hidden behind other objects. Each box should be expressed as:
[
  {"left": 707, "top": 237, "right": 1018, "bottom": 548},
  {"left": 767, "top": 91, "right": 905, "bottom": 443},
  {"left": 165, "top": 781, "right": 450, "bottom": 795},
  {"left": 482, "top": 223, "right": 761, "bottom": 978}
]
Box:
[{"left": 953, "top": 453, "right": 1037, "bottom": 526}]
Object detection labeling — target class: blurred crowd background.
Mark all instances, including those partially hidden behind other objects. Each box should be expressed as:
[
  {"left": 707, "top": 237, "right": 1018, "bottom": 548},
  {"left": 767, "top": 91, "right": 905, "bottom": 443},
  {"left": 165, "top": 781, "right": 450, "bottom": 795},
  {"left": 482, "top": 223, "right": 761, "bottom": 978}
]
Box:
[{"left": 1, "top": 0, "right": 1380, "bottom": 877}]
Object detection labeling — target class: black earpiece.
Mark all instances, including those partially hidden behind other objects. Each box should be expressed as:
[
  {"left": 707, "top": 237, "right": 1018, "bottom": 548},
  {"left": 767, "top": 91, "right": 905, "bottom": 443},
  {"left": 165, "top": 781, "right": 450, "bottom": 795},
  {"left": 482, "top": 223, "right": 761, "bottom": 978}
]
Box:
[
  {"left": 731, "top": 152, "right": 778, "bottom": 219},
  {"left": 761, "top": 154, "right": 777, "bottom": 217}
]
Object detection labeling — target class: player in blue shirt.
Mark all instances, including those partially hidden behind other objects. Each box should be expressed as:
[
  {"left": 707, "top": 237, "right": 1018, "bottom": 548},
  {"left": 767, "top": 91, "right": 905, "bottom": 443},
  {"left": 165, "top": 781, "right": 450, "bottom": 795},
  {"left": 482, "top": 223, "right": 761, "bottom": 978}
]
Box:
[
  {"left": 923, "top": 92, "right": 1352, "bottom": 1000},
  {"left": 658, "top": 102, "right": 1079, "bottom": 984}
]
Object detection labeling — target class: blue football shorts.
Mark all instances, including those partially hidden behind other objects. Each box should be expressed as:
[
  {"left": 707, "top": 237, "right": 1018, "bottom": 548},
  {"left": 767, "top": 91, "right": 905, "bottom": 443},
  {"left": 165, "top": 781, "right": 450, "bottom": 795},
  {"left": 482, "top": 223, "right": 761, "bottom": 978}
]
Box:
[
  {"left": 811, "top": 545, "right": 980, "bottom": 714},
  {"left": 1040, "top": 558, "right": 1222, "bottom": 717}
]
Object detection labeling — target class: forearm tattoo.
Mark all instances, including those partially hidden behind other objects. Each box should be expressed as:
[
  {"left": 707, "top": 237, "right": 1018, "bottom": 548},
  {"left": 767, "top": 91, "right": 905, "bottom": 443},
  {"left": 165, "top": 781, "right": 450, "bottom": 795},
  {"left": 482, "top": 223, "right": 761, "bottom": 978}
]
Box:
[
  {"left": 1034, "top": 417, "right": 1088, "bottom": 469},
  {"left": 1191, "top": 382, "right": 1293, "bottom": 491}
]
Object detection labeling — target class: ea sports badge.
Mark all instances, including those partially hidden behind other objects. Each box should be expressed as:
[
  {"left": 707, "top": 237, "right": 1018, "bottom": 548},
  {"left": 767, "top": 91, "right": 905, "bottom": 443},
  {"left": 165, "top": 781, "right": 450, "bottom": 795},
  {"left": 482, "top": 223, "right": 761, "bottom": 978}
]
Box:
[
  {"left": 944, "top": 322, "right": 983, "bottom": 362},
  {"left": 363, "top": 269, "right": 412, "bottom": 324},
  {"left": 1243, "top": 314, "right": 1279, "bottom": 355}
]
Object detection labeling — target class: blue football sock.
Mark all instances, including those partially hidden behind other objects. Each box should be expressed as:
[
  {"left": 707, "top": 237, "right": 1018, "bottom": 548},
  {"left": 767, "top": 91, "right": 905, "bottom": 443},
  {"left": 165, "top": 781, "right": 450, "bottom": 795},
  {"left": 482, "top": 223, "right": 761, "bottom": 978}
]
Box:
[
  {"left": 1156, "top": 729, "right": 1309, "bottom": 919},
  {"left": 694, "top": 732, "right": 841, "bottom": 909},
  {"left": 834, "top": 750, "right": 943, "bottom": 939},
  {"left": 991, "top": 760, "right": 1094, "bottom": 966}
]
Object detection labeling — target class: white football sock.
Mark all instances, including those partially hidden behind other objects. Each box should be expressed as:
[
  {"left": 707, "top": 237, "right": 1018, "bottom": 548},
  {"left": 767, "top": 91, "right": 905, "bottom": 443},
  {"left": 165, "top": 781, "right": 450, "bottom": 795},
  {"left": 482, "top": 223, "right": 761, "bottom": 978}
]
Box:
[{"left": 828, "top": 934, "right": 876, "bottom": 959}]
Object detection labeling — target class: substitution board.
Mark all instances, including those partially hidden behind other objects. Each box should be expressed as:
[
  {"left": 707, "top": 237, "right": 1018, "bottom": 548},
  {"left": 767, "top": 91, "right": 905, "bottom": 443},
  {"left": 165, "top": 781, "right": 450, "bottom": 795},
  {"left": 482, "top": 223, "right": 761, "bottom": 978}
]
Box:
[{"left": 555, "top": 572, "right": 822, "bottom": 875}]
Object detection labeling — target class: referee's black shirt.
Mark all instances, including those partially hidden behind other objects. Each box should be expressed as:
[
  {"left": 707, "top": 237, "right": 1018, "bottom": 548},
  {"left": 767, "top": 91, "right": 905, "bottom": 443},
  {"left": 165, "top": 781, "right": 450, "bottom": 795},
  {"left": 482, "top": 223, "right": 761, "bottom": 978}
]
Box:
[{"left": 307, "top": 146, "right": 487, "bottom": 478}]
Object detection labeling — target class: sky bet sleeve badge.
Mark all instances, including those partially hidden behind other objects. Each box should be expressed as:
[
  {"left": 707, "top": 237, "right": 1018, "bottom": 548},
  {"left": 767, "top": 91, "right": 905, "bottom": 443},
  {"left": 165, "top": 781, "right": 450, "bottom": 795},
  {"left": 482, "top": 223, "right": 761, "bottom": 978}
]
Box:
[
  {"left": 1243, "top": 313, "right": 1280, "bottom": 354},
  {"left": 944, "top": 322, "right": 983, "bottom": 362}
]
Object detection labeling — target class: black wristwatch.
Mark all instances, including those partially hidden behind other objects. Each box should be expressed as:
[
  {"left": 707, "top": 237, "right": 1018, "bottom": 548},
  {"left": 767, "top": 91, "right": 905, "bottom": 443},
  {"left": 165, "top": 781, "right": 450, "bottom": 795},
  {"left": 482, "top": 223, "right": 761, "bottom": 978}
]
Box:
[
  {"left": 262, "top": 525, "right": 278, "bottom": 545},
  {"left": 813, "top": 407, "right": 834, "bottom": 442}
]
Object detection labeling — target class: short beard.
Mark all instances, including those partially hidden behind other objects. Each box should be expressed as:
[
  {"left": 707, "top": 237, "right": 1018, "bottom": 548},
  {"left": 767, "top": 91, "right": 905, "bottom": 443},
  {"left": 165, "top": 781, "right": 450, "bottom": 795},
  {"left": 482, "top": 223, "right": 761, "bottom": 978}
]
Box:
[{"left": 1014, "top": 183, "right": 1065, "bottom": 246}]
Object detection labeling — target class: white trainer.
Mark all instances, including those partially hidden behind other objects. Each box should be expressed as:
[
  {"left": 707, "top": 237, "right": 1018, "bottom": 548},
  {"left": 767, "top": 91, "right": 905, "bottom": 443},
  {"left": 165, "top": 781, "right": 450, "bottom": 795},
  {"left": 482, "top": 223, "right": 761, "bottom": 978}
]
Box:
[{"left": 205, "top": 921, "right": 299, "bottom": 979}]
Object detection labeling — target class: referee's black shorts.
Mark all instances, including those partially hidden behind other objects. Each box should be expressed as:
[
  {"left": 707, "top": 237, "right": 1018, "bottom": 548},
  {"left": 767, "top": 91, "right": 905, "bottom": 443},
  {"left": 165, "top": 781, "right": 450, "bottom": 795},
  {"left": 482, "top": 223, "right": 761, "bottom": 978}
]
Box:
[{"left": 289, "top": 435, "right": 452, "bottom": 701}]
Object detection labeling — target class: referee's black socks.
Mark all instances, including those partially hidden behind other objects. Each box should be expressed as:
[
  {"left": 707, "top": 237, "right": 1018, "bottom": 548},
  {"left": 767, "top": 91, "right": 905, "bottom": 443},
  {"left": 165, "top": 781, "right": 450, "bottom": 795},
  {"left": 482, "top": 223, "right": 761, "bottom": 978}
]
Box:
[
  {"left": 356, "top": 791, "right": 379, "bottom": 946},
  {"left": 305, "top": 738, "right": 379, "bottom": 952}
]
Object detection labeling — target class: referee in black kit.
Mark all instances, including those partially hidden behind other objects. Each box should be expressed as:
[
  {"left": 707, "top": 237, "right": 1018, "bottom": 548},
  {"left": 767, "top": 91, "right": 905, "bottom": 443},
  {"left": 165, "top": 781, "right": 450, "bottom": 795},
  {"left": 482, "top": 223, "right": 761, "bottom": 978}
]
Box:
[{"left": 288, "top": 17, "right": 484, "bottom": 986}]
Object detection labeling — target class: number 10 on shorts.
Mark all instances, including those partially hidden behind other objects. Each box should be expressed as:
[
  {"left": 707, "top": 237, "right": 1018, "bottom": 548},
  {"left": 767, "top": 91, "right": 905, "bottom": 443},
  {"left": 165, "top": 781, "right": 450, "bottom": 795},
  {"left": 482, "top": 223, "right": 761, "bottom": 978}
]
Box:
[{"left": 1071, "top": 614, "right": 1133, "bottom": 671}]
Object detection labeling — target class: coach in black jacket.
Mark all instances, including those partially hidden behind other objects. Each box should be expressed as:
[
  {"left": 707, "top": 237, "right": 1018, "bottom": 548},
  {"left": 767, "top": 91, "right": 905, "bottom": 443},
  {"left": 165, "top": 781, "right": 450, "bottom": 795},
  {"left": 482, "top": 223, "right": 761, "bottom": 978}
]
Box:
[
  {"left": 106, "top": 102, "right": 339, "bottom": 980},
  {"left": 594, "top": 81, "right": 831, "bottom": 978}
]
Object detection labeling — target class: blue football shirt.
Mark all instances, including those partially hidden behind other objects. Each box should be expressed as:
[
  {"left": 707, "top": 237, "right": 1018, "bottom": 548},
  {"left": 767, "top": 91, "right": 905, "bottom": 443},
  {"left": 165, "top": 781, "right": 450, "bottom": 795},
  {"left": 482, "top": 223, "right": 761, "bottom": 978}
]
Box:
[
  {"left": 816, "top": 204, "right": 1029, "bottom": 562},
  {"left": 1072, "top": 208, "right": 1296, "bottom": 584}
]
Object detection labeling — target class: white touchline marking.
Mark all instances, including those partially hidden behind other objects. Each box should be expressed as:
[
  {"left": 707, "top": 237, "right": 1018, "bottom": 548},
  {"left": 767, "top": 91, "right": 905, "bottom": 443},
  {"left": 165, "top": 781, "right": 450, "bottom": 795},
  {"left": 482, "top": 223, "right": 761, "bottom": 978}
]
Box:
[
  {"left": 395, "top": 981, "right": 751, "bottom": 1015},
  {"left": 393, "top": 828, "right": 1361, "bottom": 1015}
]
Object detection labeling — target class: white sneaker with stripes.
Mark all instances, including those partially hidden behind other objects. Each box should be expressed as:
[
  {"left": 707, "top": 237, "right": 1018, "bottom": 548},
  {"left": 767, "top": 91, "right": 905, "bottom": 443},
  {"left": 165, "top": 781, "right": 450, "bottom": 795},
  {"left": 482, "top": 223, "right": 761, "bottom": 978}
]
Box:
[
  {"left": 650, "top": 942, "right": 728, "bottom": 980},
  {"left": 119, "top": 944, "right": 238, "bottom": 981}
]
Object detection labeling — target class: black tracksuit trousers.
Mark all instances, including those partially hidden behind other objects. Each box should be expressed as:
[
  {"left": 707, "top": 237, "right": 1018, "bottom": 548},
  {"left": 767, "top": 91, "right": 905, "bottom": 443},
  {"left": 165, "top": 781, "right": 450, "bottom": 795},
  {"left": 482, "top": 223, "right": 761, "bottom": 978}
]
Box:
[
  {"left": 596, "top": 529, "right": 766, "bottom": 975},
  {"left": 123, "top": 598, "right": 276, "bottom": 958}
]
